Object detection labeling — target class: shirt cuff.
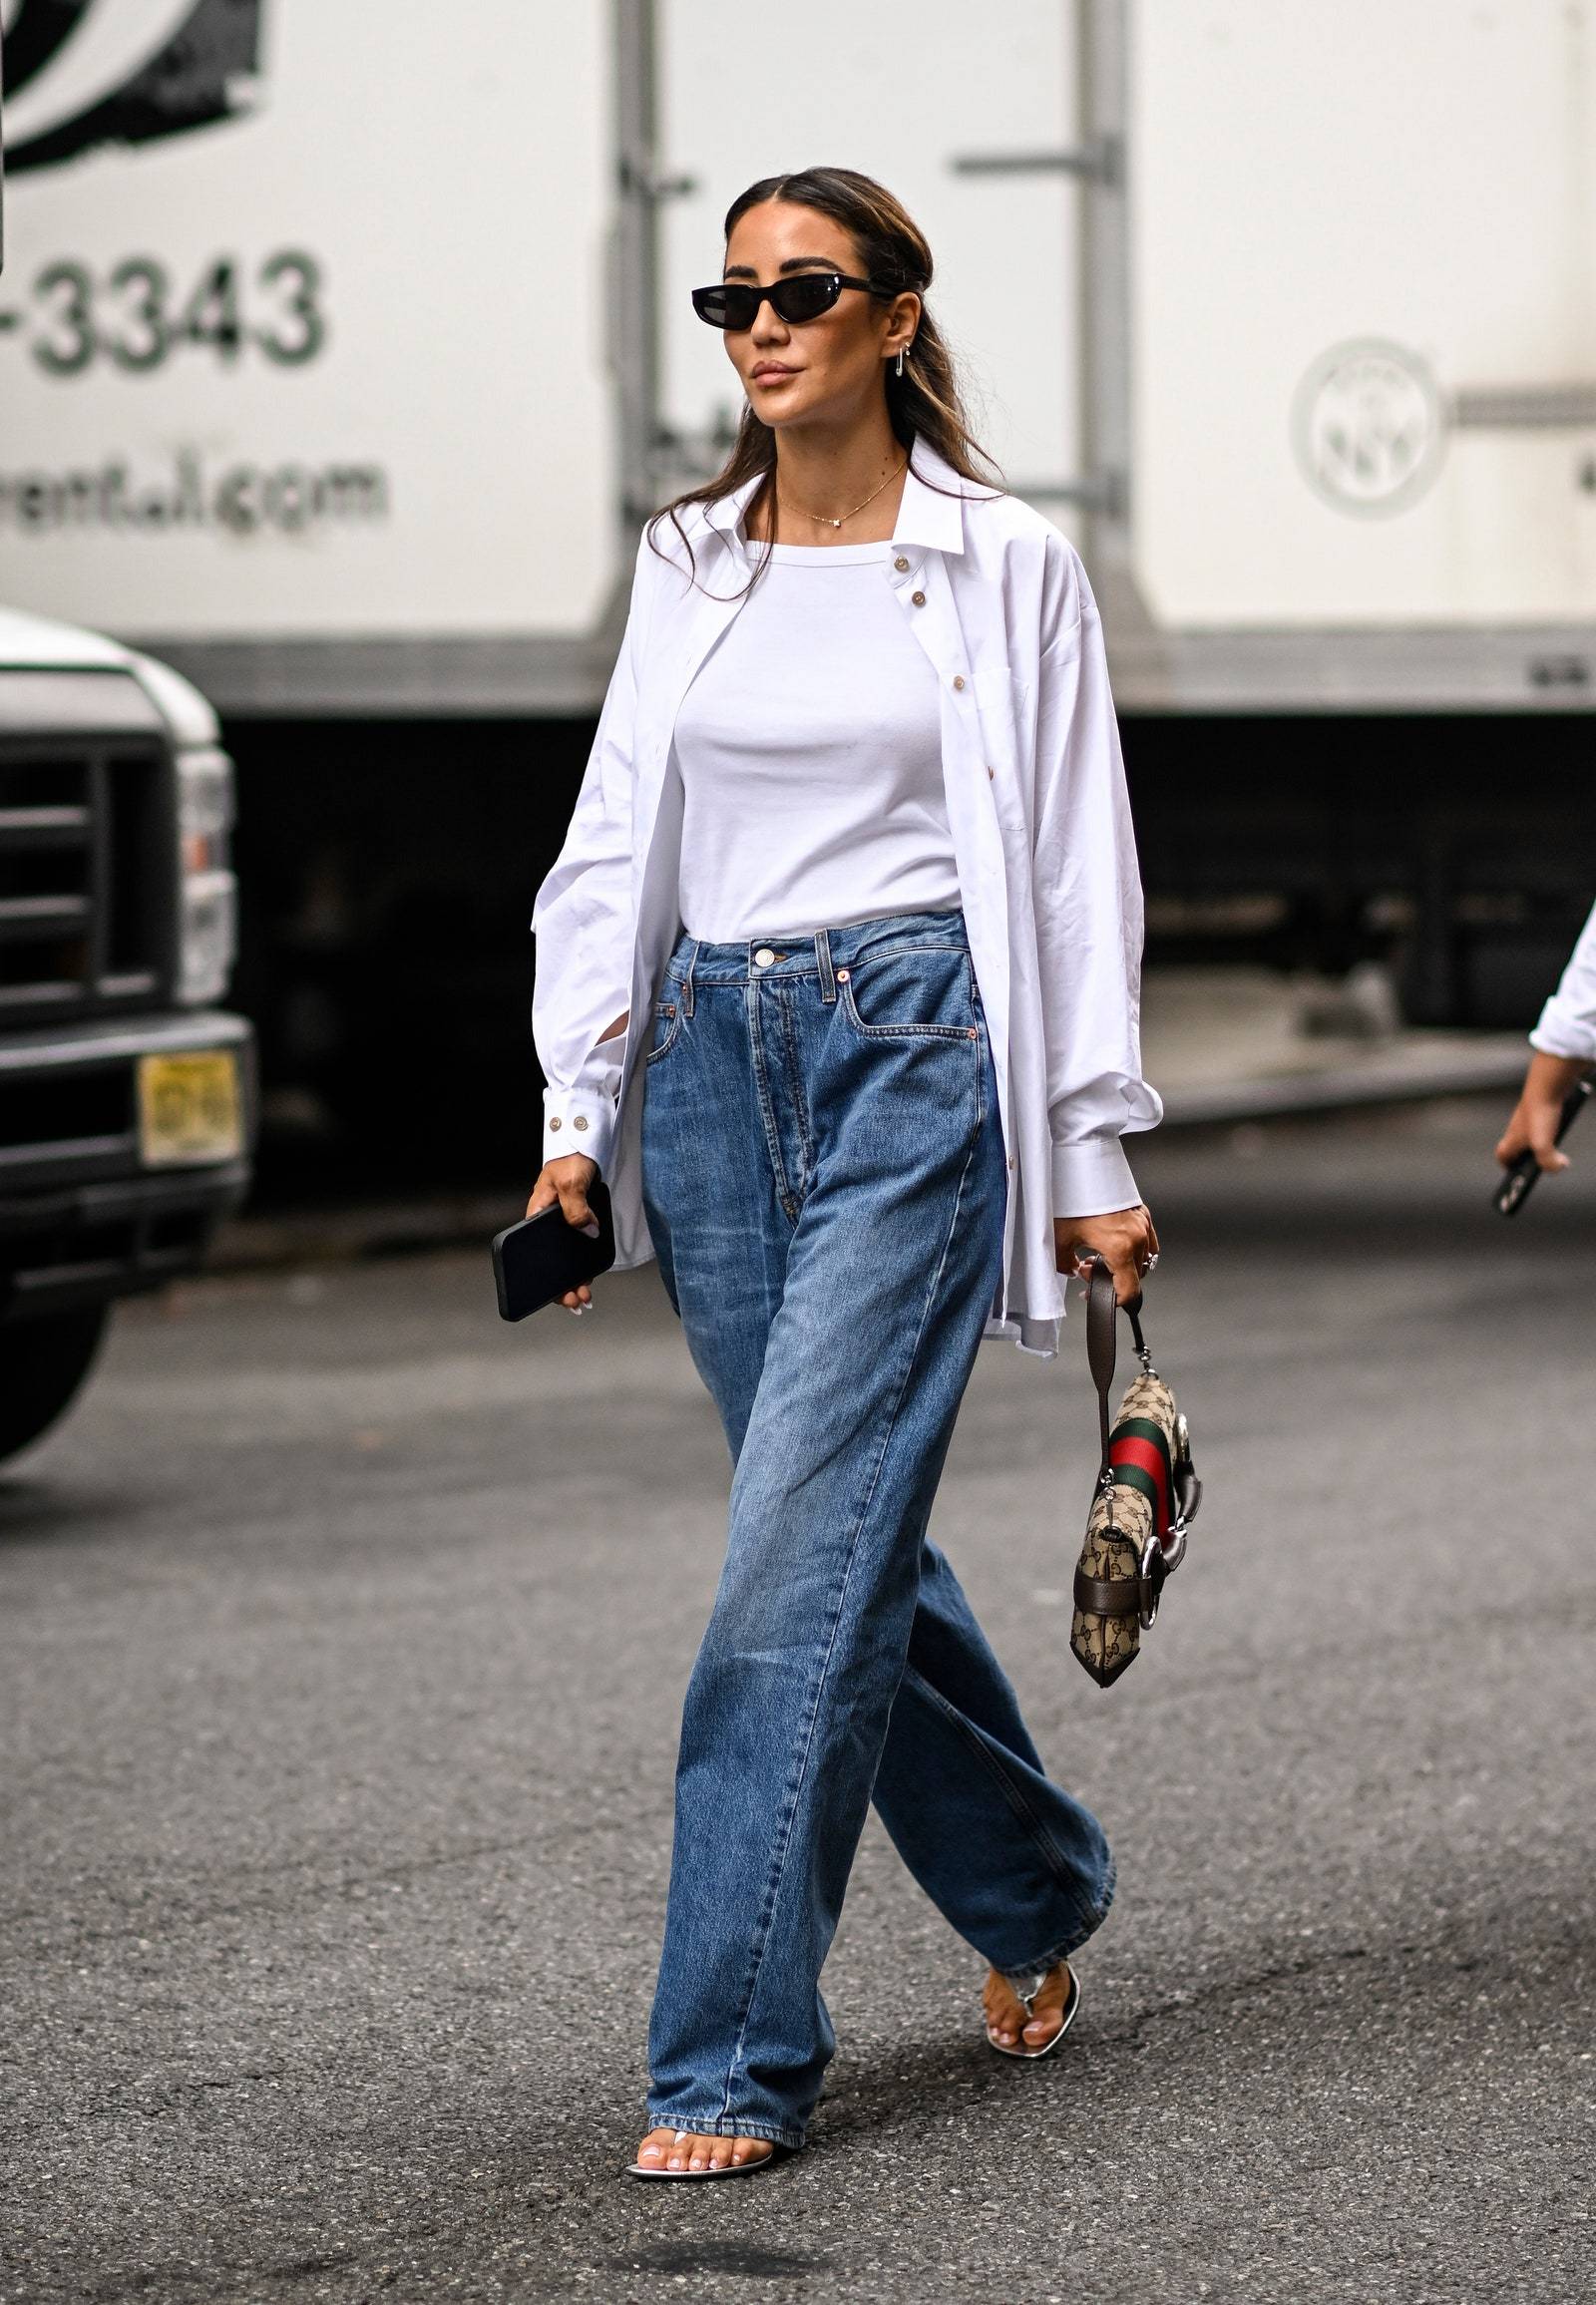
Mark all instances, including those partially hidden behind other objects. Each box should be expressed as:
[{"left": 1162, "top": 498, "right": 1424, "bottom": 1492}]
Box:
[
  {"left": 1529, "top": 1002, "right": 1596, "bottom": 1065},
  {"left": 544, "top": 1086, "right": 616, "bottom": 1173},
  {"left": 1051, "top": 1135, "right": 1140, "bottom": 1219}
]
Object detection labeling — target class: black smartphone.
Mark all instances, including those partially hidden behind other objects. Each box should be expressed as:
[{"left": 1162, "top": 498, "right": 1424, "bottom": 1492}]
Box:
[
  {"left": 1492, "top": 1075, "right": 1593, "bottom": 1217},
  {"left": 492, "top": 1180, "right": 615, "bottom": 1320}
]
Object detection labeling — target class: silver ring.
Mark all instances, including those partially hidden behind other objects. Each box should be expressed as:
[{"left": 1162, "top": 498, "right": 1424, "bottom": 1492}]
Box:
[{"left": 1142, "top": 1252, "right": 1160, "bottom": 1275}]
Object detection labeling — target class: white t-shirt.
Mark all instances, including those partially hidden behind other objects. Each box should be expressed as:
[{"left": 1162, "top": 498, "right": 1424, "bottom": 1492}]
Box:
[{"left": 671, "top": 539, "right": 961, "bottom": 942}]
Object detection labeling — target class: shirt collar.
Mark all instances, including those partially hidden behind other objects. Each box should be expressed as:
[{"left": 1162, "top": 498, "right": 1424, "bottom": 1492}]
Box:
[{"left": 699, "top": 435, "right": 980, "bottom": 563}]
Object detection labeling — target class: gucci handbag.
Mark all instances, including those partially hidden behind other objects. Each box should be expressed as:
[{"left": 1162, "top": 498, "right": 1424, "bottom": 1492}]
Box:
[{"left": 1070, "top": 1257, "right": 1201, "bottom": 1687}]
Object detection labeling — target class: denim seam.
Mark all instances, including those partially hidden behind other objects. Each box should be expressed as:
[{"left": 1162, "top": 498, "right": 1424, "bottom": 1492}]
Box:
[
  {"left": 899, "top": 1661, "right": 1110, "bottom": 1942},
  {"left": 744, "top": 979, "right": 796, "bottom": 1223},
  {"left": 995, "top": 1873, "right": 1117, "bottom": 1977},
  {"left": 838, "top": 940, "right": 971, "bottom": 973},
  {"left": 714, "top": 1120, "right": 983, "bottom": 2129},
  {"left": 969, "top": 962, "right": 987, "bottom": 1143},
  {"left": 815, "top": 925, "right": 837, "bottom": 1002},
  {"left": 775, "top": 988, "right": 817, "bottom": 1195}
]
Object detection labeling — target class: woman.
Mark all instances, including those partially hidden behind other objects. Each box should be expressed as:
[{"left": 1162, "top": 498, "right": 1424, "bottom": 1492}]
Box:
[{"left": 529, "top": 168, "right": 1162, "bottom": 2178}]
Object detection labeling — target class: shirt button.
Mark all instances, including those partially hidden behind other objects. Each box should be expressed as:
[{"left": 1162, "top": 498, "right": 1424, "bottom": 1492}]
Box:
[
  {"left": 1008, "top": 1155, "right": 1016, "bottom": 1170},
  {"left": 911, "top": 589, "right": 926, "bottom": 607},
  {"left": 754, "top": 946, "right": 776, "bottom": 966},
  {"left": 550, "top": 1116, "right": 562, "bottom": 1130},
  {"left": 953, "top": 674, "right": 967, "bottom": 691},
  {"left": 895, "top": 555, "right": 911, "bottom": 573},
  {"left": 987, "top": 765, "right": 995, "bottom": 779},
  {"left": 574, "top": 1115, "right": 589, "bottom": 1131}
]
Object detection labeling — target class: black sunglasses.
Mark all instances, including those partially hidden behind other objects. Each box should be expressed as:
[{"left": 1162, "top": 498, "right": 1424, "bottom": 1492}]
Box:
[{"left": 691, "top": 271, "right": 890, "bottom": 331}]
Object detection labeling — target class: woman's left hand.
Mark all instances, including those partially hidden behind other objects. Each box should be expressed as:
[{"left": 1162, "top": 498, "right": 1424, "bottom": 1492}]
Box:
[{"left": 1053, "top": 1205, "right": 1160, "bottom": 1307}]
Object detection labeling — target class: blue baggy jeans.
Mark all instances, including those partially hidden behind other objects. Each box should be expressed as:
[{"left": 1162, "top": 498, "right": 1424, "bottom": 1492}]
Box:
[{"left": 638, "top": 908, "right": 1113, "bottom": 2148}]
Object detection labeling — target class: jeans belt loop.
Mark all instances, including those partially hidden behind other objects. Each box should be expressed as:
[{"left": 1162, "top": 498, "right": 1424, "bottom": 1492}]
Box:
[
  {"left": 681, "top": 940, "right": 698, "bottom": 1017},
  {"left": 814, "top": 925, "right": 837, "bottom": 1003}
]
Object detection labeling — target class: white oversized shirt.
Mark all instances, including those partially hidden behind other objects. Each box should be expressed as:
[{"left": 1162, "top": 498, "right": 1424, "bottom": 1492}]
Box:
[
  {"left": 1530, "top": 898, "right": 1596, "bottom": 1064},
  {"left": 531, "top": 441, "right": 1163, "bottom": 1354}
]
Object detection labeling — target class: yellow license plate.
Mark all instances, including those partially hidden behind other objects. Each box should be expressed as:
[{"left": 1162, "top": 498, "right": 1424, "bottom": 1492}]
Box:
[{"left": 137, "top": 1050, "right": 244, "bottom": 1167}]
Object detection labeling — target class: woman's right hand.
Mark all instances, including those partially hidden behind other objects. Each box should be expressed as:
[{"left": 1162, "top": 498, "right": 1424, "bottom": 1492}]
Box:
[{"left": 526, "top": 1153, "right": 603, "bottom": 1313}]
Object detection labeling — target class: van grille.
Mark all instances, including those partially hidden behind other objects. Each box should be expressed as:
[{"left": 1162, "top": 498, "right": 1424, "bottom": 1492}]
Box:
[{"left": 0, "top": 742, "right": 172, "bottom": 1022}]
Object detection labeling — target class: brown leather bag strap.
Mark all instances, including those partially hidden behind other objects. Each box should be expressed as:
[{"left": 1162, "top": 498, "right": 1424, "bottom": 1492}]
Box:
[
  {"left": 1084, "top": 1257, "right": 1146, "bottom": 1473},
  {"left": 1085, "top": 1257, "right": 1117, "bottom": 1471},
  {"left": 1073, "top": 1568, "right": 1140, "bottom": 1615},
  {"left": 1073, "top": 1556, "right": 1165, "bottom": 1619}
]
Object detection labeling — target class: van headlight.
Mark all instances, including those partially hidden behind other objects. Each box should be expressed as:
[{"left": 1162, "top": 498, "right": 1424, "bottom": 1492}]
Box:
[{"left": 175, "top": 746, "right": 238, "bottom": 1005}]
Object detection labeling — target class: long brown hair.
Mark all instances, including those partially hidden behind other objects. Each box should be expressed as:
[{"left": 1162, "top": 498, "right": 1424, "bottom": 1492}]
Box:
[{"left": 648, "top": 166, "right": 1002, "bottom": 587}]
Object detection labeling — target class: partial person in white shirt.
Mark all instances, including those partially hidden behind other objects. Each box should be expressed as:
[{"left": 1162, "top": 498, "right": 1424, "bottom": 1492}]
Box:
[
  {"left": 1495, "top": 898, "right": 1596, "bottom": 1177},
  {"left": 526, "top": 166, "right": 1161, "bottom": 2182}
]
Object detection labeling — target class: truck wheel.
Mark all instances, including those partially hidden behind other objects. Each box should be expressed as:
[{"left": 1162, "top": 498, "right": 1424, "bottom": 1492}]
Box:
[{"left": 0, "top": 1306, "right": 111, "bottom": 1465}]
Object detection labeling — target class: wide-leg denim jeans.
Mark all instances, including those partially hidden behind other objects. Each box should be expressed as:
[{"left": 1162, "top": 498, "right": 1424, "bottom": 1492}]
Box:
[{"left": 639, "top": 907, "right": 1113, "bottom": 2148}]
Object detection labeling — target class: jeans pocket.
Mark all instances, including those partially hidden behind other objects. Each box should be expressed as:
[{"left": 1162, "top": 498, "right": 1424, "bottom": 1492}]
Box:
[
  {"left": 836, "top": 946, "right": 978, "bottom": 1040},
  {"left": 644, "top": 997, "right": 683, "bottom": 1067}
]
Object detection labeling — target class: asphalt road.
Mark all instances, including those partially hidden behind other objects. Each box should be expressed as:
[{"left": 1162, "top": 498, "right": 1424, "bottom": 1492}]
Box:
[{"left": 3, "top": 1099, "right": 1594, "bottom": 2305}]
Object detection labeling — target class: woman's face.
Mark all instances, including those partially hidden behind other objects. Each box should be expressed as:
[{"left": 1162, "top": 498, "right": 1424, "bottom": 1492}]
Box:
[{"left": 718, "top": 198, "right": 917, "bottom": 435}]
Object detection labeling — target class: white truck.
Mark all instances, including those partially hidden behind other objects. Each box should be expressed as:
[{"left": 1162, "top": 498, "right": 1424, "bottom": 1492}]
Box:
[
  {"left": 0, "top": 605, "right": 251, "bottom": 1459},
  {"left": 1, "top": 0, "right": 1591, "bottom": 1065}
]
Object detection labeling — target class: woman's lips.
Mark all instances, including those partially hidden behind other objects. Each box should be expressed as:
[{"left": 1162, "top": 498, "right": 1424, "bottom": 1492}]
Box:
[{"left": 751, "top": 366, "right": 798, "bottom": 383}]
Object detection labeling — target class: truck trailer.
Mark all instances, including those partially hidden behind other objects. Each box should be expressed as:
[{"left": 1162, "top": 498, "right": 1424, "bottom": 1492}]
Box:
[{"left": 2, "top": 1, "right": 1592, "bottom": 1167}]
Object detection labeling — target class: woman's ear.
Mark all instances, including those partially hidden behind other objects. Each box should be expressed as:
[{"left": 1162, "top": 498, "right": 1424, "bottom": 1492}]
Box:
[{"left": 887, "top": 292, "right": 922, "bottom": 357}]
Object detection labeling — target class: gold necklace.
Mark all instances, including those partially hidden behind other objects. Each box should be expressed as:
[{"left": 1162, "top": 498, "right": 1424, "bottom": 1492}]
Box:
[{"left": 776, "top": 457, "right": 908, "bottom": 533}]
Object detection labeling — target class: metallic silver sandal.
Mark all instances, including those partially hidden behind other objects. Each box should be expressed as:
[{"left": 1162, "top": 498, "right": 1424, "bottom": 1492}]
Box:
[{"left": 985, "top": 1963, "right": 1082, "bottom": 2061}]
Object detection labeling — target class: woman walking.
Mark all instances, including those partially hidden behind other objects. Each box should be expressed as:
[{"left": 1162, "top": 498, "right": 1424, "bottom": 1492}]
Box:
[{"left": 529, "top": 168, "right": 1162, "bottom": 2177}]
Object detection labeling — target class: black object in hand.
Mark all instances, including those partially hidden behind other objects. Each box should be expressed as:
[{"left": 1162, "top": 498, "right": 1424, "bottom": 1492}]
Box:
[
  {"left": 1493, "top": 1076, "right": 1593, "bottom": 1217},
  {"left": 492, "top": 1180, "right": 615, "bottom": 1319}
]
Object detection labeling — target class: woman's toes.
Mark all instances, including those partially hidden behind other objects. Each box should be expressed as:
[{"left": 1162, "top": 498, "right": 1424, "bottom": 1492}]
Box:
[
  {"left": 707, "top": 2138, "right": 735, "bottom": 2170},
  {"left": 984, "top": 1974, "right": 1023, "bottom": 2045},
  {"left": 1020, "top": 1965, "right": 1071, "bottom": 2045},
  {"left": 687, "top": 2138, "right": 713, "bottom": 2171},
  {"left": 731, "top": 2139, "right": 773, "bottom": 2167}
]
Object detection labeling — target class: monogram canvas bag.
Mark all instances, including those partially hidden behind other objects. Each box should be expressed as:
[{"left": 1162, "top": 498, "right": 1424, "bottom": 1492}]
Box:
[{"left": 1070, "top": 1257, "right": 1201, "bottom": 1687}]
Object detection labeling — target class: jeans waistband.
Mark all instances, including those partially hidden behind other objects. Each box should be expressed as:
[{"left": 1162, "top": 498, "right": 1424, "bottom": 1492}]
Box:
[{"left": 665, "top": 907, "right": 969, "bottom": 992}]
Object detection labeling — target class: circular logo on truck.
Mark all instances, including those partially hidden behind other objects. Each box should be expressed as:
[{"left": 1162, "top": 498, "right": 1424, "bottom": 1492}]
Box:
[{"left": 1292, "top": 339, "right": 1445, "bottom": 515}]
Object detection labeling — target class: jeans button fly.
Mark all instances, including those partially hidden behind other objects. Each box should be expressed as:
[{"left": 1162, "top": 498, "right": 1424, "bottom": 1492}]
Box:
[{"left": 754, "top": 946, "right": 776, "bottom": 967}]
